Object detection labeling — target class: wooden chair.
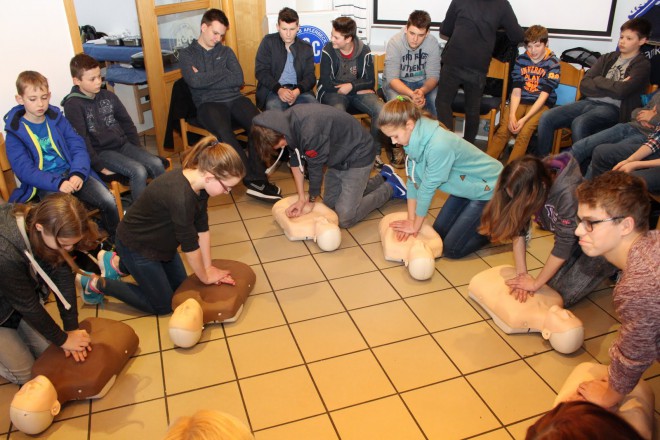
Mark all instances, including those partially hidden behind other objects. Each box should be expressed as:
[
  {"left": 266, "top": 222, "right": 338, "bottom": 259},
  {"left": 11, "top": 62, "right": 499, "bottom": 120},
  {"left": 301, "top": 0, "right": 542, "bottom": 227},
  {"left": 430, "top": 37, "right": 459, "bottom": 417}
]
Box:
[
  {"left": 0, "top": 133, "right": 16, "bottom": 203},
  {"left": 451, "top": 58, "right": 509, "bottom": 145},
  {"left": 550, "top": 62, "right": 585, "bottom": 155},
  {"left": 351, "top": 53, "right": 386, "bottom": 127}
]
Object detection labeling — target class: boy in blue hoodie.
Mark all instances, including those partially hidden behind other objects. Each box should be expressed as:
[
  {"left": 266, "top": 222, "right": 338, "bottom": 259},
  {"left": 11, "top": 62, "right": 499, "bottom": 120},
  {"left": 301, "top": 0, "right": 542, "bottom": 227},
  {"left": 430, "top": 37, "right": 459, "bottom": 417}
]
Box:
[
  {"left": 486, "top": 25, "right": 560, "bottom": 163},
  {"left": 4, "top": 71, "right": 118, "bottom": 240}
]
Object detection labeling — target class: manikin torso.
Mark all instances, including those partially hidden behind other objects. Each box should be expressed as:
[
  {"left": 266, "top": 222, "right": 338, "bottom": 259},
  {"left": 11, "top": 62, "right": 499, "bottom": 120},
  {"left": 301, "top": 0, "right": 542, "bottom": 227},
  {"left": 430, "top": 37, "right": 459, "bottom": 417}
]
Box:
[{"left": 272, "top": 196, "right": 341, "bottom": 251}]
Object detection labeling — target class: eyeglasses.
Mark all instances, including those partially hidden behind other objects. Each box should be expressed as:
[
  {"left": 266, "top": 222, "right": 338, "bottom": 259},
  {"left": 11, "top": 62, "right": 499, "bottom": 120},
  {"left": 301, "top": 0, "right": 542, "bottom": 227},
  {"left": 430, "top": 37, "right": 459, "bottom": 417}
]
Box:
[
  {"left": 217, "top": 179, "right": 232, "bottom": 193},
  {"left": 576, "top": 216, "right": 624, "bottom": 232}
]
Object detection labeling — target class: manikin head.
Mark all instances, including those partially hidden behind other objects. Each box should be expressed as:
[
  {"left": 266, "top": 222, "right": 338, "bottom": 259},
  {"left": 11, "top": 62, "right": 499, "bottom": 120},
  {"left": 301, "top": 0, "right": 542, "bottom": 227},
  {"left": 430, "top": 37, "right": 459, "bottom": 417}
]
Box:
[
  {"left": 10, "top": 375, "right": 61, "bottom": 435},
  {"left": 314, "top": 217, "right": 341, "bottom": 252},
  {"left": 541, "top": 305, "right": 585, "bottom": 354},
  {"left": 407, "top": 240, "right": 435, "bottom": 280},
  {"left": 169, "top": 298, "right": 204, "bottom": 348}
]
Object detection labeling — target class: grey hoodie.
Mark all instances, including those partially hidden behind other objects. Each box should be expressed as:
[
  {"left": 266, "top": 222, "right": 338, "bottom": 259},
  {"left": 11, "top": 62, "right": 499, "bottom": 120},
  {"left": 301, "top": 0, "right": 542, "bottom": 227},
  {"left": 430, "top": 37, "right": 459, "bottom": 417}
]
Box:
[
  {"left": 383, "top": 28, "right": 441, "bottom": 87},
  {"left": 252, "top": 104, "right": 375, "bottom": 198}
]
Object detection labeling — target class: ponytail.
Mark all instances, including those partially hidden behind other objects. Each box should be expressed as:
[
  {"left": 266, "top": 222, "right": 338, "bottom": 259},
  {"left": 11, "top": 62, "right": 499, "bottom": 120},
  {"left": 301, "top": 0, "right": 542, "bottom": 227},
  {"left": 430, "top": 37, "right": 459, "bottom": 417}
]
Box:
[{"left": 181, "top": 136, "right": 245, "bottom": 180}]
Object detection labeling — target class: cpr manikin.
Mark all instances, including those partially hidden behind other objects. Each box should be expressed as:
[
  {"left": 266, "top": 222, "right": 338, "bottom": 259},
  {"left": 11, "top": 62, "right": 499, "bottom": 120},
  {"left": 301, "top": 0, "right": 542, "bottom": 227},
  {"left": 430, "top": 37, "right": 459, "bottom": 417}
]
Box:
[
  {"left": 555, "top": 362, "right": 654, "bottom": 440},
  {"left": 468, "top": 265, "right": 584, "bottom": 354},
  {"left": 169, "top": 259, "right": 255, "bottom": 348},
  {"left": 10, "top": 317, "right": 139, "bottom": 434},
  {"left": 379, "top": 212, "right": 443, "bottom": 280},
  {"left": 272, "top": 196, "right": 341, "bottom": 252}
]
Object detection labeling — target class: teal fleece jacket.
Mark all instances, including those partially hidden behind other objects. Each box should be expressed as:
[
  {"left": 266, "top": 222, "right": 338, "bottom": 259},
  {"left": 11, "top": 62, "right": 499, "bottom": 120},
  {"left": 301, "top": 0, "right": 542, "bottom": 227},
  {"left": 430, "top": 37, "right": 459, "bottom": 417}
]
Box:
[{"left": 404, "top": 118, "right": 503, "bottom": 217}]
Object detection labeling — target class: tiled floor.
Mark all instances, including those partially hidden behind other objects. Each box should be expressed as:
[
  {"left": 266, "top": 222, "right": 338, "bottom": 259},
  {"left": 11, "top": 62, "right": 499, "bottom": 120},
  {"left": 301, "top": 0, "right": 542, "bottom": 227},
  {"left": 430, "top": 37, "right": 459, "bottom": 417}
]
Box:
[{"left": 1, "top": 137, "right": 658, "bottom": 439}]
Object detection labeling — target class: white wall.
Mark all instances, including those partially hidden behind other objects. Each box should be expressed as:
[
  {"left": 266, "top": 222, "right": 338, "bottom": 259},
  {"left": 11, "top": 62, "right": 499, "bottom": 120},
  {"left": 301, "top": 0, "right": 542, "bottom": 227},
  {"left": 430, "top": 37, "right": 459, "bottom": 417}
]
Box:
[
  {"left": 74, "top": 0, "right": 140, "bottom": 36},
  {"left": 0, "top": 2, "right": 75, "bottom": 121}
]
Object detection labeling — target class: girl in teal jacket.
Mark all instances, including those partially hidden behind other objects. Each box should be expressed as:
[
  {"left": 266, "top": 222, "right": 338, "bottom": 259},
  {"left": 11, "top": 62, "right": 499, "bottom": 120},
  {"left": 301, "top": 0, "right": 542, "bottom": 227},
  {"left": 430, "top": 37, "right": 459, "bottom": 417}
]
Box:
[{"left": 378, "top": 97, "right": 503, "bottom": 258}]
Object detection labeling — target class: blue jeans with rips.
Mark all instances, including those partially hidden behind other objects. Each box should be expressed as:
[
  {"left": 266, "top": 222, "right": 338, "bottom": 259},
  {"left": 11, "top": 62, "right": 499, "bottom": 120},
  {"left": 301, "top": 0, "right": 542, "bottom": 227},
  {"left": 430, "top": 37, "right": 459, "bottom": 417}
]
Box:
[
  {"left": 384, "top": 78, "right": 438, "bottom": 117},
  {"left": 98, "top": 142, "right": 166, "bottom": 201},
  {"left": 432, "top": 195, "right": 490, "bottom": 259}
]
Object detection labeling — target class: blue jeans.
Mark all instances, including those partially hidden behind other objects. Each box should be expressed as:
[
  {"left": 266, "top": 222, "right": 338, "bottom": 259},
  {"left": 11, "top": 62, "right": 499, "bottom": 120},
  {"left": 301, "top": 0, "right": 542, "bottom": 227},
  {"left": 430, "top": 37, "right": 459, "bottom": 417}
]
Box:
[
  {"left": 436, "top": 64, "right": 487, "bottom": 145},
  {"left": 103, "top": 238, "right": 188, "bottom": 315},
  {"left": 264, "top": 91, "right": 317, "bottom": 110},
  {"left": 98, "top": 143, "right": 165, "bottom": 201},
  {"left": 570, "top": 123, "right": 646, "bottom": 177},
  {"left": 433, "top": 195, "right": 490, "bottom": 259},
  {"left": 319, "top": 92, "right": 384, "bottom": 141},
  {"left": 0, "top": 319, "right": 49, "bottom": 384},
  {"left": 591, "top": 142, "right": 660, "bottom": 193},
  {"left": 38, "top": 176, "right": 119, "bottom": 241},
  {"left": 384, "top": 78, "right": 438, "bottom": 116},
  {"left": 322, "top": 163, "right": 392, "bottom": 228},
  {"left": 535, "top": 99, "right": 620, "bottom": 157}
]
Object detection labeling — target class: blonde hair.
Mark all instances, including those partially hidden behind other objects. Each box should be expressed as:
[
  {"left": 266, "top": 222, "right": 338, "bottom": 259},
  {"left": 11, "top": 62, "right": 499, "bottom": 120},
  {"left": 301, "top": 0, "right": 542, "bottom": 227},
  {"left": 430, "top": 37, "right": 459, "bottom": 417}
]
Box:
[
  {"left": 164, "top": 410, "right": 254, "bottom": 440},
  {"left": 181, "top": 136, "right": 246, "bottom": 181}
]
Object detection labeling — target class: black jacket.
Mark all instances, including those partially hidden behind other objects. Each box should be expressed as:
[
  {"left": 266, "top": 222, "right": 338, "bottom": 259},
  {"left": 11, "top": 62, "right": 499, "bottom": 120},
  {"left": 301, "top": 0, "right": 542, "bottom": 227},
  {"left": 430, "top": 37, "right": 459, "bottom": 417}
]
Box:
[
  {"left": 255, "top": 34, "right": 316, "bottom": 109},
  {"left": 316, "top": 40, "right": 376, "bottom": 102}
]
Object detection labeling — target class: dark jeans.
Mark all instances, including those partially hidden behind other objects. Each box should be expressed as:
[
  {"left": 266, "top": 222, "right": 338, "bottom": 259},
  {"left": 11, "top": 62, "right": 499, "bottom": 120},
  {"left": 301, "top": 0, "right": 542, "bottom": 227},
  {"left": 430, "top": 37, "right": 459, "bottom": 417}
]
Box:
[
  {"left": 197, "top": 97, "right": 266, "bottom": 182},
  {"left": 98, "top": 143, "right": 165, "bottom": 201},
  {"left": 319, "top": 92, "right": 384, "bottom": 142},
  {"left": 102, "top": 238, "right": 188, "bottom": 315},
  {"left": 433, "top": 195, "right": 490, "bottom": 259},
  {"left": 591, "top": 142, "right": 660, "bottom": 193},
  {"left": 38, "top": 176, "right": 119, "bottom": 241},
  {"left": 436, "top": 64, "right": 487, "bottom": 145},
  {"left": 264, "top": 91, "right": 317, "bottom": 110}
]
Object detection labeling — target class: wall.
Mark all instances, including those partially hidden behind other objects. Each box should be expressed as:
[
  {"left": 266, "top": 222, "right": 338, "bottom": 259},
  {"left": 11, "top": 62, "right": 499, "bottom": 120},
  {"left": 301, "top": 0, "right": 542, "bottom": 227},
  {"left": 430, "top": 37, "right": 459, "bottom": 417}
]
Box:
[
  {"left": 75, "top": 0, "right": 140, "bottom": 37},
  {"left": 0, "top": 1, "right": 75, "bottom": 120}
]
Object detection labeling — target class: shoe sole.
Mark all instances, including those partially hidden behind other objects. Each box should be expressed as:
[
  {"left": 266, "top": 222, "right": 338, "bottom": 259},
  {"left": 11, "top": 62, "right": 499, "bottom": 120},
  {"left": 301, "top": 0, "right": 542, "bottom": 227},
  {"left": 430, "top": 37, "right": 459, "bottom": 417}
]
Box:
[
  {"left": 97, "top": 250, "right": 120, "bottom": 281},
  {"left": 246, "top": 189, "right": 283, "bottom": 202}
]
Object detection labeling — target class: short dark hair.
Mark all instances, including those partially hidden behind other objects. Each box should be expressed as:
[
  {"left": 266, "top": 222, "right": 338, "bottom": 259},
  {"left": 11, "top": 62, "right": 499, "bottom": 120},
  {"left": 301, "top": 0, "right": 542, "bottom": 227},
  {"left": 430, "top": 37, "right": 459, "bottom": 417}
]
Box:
[
  {"left": 70, "top": 53, "right": 101, "bottom": 80},
  {"left": 621, "top": 17, "right": 651, "bottom": 40},
  {"left": 524, "top": 25, "right": 549, "bottom": 45},
  {"left": 332, "top": 16, "right": 357, "bottom": 41},
  {"left": 278, "top": 7, "right": 299, "bottom": 25},
  {"left": 407, "top": 10, "right": 432, "bottom": 31},
  {"left": 201, "top": 8, "right": 229, "bottom": 28}
]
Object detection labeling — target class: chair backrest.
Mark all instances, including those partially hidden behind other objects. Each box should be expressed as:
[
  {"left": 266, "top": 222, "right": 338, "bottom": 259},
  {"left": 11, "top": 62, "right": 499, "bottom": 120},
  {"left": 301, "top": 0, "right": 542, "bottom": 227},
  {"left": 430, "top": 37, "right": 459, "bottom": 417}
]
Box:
[
  {"left": 486, "top": 58, "right": 510, "bottom": 118},
  {"left": 373, "top": 53, "right": 385, "bottom": 91},
  {"left": 555, "top": 61, "right": 584, "bottom": 106},
  {"left": 0, "top": 133, "right": 16, "bottom": 203}
]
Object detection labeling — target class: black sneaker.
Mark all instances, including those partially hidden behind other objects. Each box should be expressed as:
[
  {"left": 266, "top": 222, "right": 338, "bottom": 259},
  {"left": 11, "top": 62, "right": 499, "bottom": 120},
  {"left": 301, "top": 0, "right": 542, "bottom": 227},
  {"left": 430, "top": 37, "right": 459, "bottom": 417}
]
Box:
[{"left": 245, "top": 180, "right": 282, "bottom": 202}]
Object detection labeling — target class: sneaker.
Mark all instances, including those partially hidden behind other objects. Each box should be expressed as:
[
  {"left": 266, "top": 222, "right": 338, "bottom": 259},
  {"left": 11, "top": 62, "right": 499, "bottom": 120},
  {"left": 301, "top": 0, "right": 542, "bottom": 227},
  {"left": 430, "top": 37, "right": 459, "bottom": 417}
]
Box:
[
  {"left": 245, "top": 180, "right": 283, "bottom": 203},
  {"left": 98, "top": 250, "right": 124, "bottom": 280},
  {"left": 76, "top": 273, "right": 104, "bottom": 305},
  {"left": 391, "top": 146, "right": 406, "bottom": 169},
  {"left": 383, "top": 168, "right": 407, "bottom": 200},
  {"left": 374, "top": 154, "right": 385, "bottom": 170},
  {"left": 380, "top": 164, "right": 396, "bottom": 181}
]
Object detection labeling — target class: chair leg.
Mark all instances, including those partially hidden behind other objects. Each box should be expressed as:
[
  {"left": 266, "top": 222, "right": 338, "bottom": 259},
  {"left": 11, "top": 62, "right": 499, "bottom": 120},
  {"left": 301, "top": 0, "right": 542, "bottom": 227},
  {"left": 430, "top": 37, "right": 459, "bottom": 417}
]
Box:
[{"left": 109, "top": 181, "right": 125, "bottom": 220}]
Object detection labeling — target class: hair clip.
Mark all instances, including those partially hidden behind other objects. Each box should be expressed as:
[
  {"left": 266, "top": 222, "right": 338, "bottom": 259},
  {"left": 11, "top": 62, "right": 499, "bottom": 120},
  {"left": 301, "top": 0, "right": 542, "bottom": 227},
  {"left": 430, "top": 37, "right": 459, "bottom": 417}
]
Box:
[{"left": 396, "top": 95, "right": 406, "bottom": 102}]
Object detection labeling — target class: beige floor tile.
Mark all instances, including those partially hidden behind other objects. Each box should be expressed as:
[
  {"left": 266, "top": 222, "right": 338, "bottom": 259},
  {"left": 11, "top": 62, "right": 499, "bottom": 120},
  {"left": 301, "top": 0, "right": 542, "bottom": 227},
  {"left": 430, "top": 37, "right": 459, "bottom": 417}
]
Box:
[
  {"left": 506, "top": 415, "right": 543, "bottom": 440},
  {"left": 406, "top": 288, "right": 483, "bottom": 332},
  {"left": 436, "top": 254, "right": 491, "bottom": 286},
  {"left": 361, "top": 242, "right": 401, "bottom": 269},
  {"left": 166, "top": 381, "right": 249, "bottom": 430},
  {"left": 89, "top": 398, "right": 168, "bottom": 439},
  {"left": 373, "top": 335, "right": 460, "bottom": 392},
  {"left": 476, "top": 246, "right": 544, "bottom": 272},
  {"left": 487, "top": 320, "right": 554, "bottom": 357},
  {"left": 330, "top": 271, "right": 400, "bottom": 309},
  {"left": 467, "top": 361, "right": 556, "bottom": 425},
  {"left": 583, "top": 332, "right": 619, "bottom": 363},
  {"left": 350, "top": 300, "right": 427, "bottom": 347},
  {"left": 228, "top": 326, "right": 303, "bottom": 378},
  {"left": 587, "top": 287, "right": 616, "bottom": 319},
  {"left": 275, "top": 178, "right": 309, "bottom": 196},
  {"left": 235, "top": 199, "right": 274, "bottom": 220},
  {"left": 54, "top": 399, "right": 90, "bottom": 423},
  {"left": 91, "top": 352, "right": 164, "bottom": 412},
  {"left": 571, "top": 299, "right": 620, "bottom": 339},
  {"left": 305, "top": 228, "right": 358, "bottom": 254},
  {"left": 208, "top": 192, "right": 234, "bottom": 206},
  {"left": 207, "top": 202, "right": 241, "bottom": 225},
  {"left": 309, "top": 350, "right": 395, "bottom": 410},
  {"left": 470, "top": 429, "right": 515, "bottom": 440},
  {"left": 457, "top": 284, "right": 491, "bottom": 319},
  {"left": 223, "top": 292, "right": 286, "bottom": 336},
  {"left": 161, "top": 339, "right": 235, "bottom": 395},
  {"left": 254, "top": 414, "right": 338, "bottom": 440},
  {"left": 526, "top": 349, "right": 599, "bottom": 393},
  {"left": 402, "top": 378, "right": 500, "bottom": 440},
  {"left": 275, "top": 281, "right": 345, "bottom": 323},
  {"left": 253, "top": 235, "right": 309, "bottom": 263},
  {"left": 158, "top": 313, "right": 225, "bottom": 351},
  {"left": 124, "top": 316, "right": 160, "bottom": 356},
  {"left": 96, "top": 295, "right": 150, "bottom": 321},
  {"left": 314, "top": 247, "right": 377, "bottom": 279},
  {"left": 381, "top": 265, "right": 451, "bottom": 298},
  {"left": 290, "top": 313, "right": 367, "bottom": 362},
  {"left": 209, "top": 220, "right": 250, "bottom": 246},
  {"left": 0, "top": 383, "right": 19, "bottom": 435},
  {"left": 243, "top": 215, "right": 283, "bottom": 240},
  {"left": 434, "top": 321, "right": 519, "bottom": 373},
  {"left": 378, "top": 199, "right": 411, "bottom": 216},
  {"left": 45, "top": 296, "right": 97, "bottom": 326},
  {"left": 647, "top": 376, "right": 660, "bottom": 413},
  {"left": 240, "top": 366, "right": 325, "bottom": 431},
  {"left": 347, "top": 218, "right": 382, "bottom": 244},
  {"left": 526, "top": 236, "right": 554, "bottom": 264},
  {"left": 250, "top": 264, "right": 272, "bottom": 295},
  {"left": 331, "top": 395, "right": 425, "bottom": 440},
  {"left": 211, "top": 241, "right": 260, "bottom": 266},
  {"left": 10, "top": 414, "right": 89, "bottom": 439},
  {"left": 262, "top": 256, "right": 325, "bottom": 290}
]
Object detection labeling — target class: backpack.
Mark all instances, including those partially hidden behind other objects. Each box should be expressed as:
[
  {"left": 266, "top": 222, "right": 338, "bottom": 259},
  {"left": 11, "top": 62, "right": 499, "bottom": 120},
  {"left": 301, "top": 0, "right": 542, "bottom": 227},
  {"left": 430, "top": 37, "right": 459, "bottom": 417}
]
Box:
[{"left": 560, "top": 47, "right": 601, "bottom": 69}]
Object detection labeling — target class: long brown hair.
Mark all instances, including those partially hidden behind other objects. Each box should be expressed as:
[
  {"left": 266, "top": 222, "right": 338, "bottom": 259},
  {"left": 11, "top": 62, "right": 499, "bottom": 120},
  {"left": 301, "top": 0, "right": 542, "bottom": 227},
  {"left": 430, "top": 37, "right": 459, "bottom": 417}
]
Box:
[
  {"left": 250, "top": 124, "right": 285, "bottom": 165},
  {"left": 13, "top": 193, "right": 102, "bottom": 273},
  {"left": 479, "top": 156, "right": 552, "bottom": 242},
  {"left": 181, "top": 136, "right": 246, "bottom": 181}
]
